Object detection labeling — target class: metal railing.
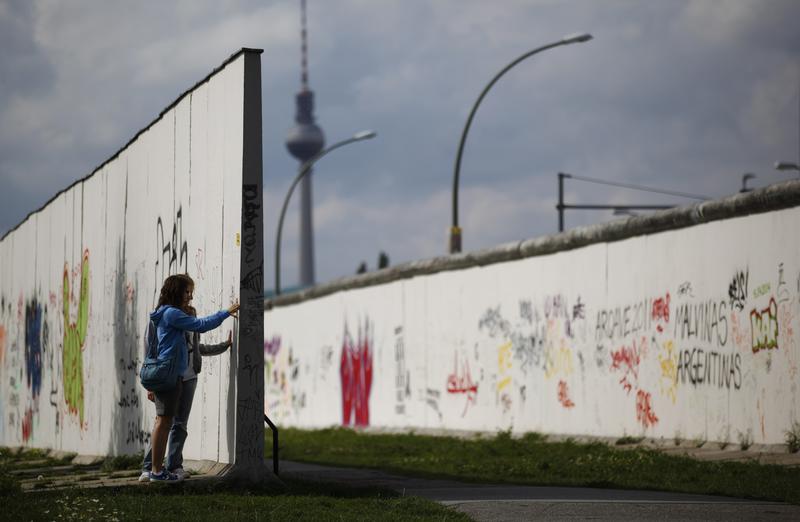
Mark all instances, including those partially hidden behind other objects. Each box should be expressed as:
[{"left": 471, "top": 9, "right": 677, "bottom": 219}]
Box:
[{"left": 264, "top": 413, "right": 279, "bottom": 475}]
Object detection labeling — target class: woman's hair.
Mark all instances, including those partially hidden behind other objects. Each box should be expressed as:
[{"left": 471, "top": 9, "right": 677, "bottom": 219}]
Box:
[{"left": 157, "top": 274, "right": 195, "bottom": 310}]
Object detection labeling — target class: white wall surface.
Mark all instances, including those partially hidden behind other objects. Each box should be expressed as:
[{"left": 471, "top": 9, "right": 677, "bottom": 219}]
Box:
[
  {"left": 265, "top": 205, "right": 800, "bottom": 445},
  {"left": 0, "top": 52, "right": 252, "bottom": 462}
]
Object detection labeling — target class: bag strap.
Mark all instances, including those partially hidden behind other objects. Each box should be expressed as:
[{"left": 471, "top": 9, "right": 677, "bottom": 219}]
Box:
[{"left": 147, "top": 318, "right": 159, "bottom": 359}]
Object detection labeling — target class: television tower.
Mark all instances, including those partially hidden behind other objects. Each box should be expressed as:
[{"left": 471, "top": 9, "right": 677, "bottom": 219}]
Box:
[{"left": 285, "top": 0, "right": 324, "bottom": 287}]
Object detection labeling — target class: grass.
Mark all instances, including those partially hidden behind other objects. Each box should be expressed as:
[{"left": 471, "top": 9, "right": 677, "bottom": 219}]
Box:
[
  {"left": 0, "top": 447, "right": 467, "bottom": 521},
  {"left": 271, "top": 427, "right": 800, "bottom": 505},
  {"left": 2, "top": 480, "right": 467, "bottom": 521},
  {"left": 100, "top": 453, "right": 143, "bottom": 472},
  {"left": 615, "top": 435, "right": 644, "bottom": 445}
]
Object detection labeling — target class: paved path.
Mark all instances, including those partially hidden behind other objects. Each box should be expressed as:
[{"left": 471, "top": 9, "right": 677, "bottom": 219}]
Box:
[{"left": 281, "top": 460, "right": 800, "bottom": 521}]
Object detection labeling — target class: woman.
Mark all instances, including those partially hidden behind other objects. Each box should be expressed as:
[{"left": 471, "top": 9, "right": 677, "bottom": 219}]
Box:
[
  {"left": 139, "top": 305, "right": 232, "bottom": 481},
  {"left": 146, "top": 274, "right": 239, "bottom": 483}
]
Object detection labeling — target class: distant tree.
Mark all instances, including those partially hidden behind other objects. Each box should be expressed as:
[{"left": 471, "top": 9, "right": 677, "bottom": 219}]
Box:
[
  {"left": 377, "top": 251, "right": 389, "bottom": 269},
  {"left": 356, "top": 261, "right": 367, "bottom": 274}
]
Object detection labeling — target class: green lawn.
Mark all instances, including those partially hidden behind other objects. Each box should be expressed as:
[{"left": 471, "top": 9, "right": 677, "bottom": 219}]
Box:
[
  {"left": 271, "top": 428, "right": 800, "bottom": 505},
  {"left": 0, "top": 447, "right": 468, "bottom": 521},
  {"left": 3, "top": 487, "right": 467, "bottom": 521}
]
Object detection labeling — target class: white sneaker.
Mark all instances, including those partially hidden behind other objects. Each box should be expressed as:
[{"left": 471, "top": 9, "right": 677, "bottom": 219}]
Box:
[
  {"left": 172, "top": 468, "right": 190, "bottom": 480},
  {"left": 138, "top": 471, "right": 150, "bottom": 482},
  {"left": 149, "top": 470, "right": 182, "bottom": 483}
]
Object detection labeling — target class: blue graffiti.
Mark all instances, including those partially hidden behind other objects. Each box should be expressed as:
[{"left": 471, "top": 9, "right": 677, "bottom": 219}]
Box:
[{"left": 25, "top": 300, "right": 43, "bottom": 400}]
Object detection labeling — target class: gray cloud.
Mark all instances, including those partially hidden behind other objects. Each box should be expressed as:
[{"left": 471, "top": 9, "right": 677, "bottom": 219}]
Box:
[{"left": 1, "top": 0, "right": 799, "bottom": 285}]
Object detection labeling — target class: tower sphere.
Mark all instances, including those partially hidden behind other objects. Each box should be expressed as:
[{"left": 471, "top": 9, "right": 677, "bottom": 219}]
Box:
[
  {"left": 286, "top": 122, "right": 324, "bottom": 160},
  {"left": 286, "top": 89, "right": 325, "bottom": 160}
]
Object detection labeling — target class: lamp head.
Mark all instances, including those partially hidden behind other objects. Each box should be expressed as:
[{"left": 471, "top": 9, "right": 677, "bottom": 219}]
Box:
[
  {"left": 774, "top": 161, "right": 800, "bottom": 171},
  {"left": 353, "top": 130, "right": 377, "bottom": 141},
  {"left": 562, "top": 33, "right": 593, "bottom": 44}
]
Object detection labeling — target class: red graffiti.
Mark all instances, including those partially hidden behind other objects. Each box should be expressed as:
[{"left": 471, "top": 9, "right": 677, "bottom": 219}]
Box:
[
  {"left": 636, "top": 390, "right": 658, "bottom": 428},
  {"left": 340, "top": 321, "right": 373, "bottom": 427},
  {"left": 610, "top": 337, "right": 646, "bottom": 394},
  {"left": 557, "top": 380, "right": 575, "bottom": 408},
  {"left": 22, "top": 407, "right": 34, "bottom": 442},
  {"left": 447, "top": 352, "right": 478, "bottom": 416},
  {"left": 652, "top": 292, "right": 670, "bottom": 333}
]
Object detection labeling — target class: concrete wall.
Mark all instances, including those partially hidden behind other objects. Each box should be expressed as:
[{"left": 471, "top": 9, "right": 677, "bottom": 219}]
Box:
[
  {"left": 265, "top": 182, "right": 800, "bottom": 446},
  {"left": 0, "top": 49, "right": 261, "bottom": 464}
]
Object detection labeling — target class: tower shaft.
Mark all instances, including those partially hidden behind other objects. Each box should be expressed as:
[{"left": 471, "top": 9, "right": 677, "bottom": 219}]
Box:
[
  {"left": 299, "top": 169, "right": 315, "bottom": 285},
  {"left": 285, "top": 0, "right": 324, "bottom": 288}
]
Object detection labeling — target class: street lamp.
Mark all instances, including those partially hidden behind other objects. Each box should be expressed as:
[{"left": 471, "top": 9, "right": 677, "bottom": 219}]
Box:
[
  {"left": 775, "top": 161, "right": 800, "bottom": 173},
  {"left": 740, "top": 173, "right": 756, "bottom": 193},
  {"left": 449, "top": 33, "right": 593, "bottom": 253},
  {"left": 274, "top": 130, "right": 377, "bottom": 295}
]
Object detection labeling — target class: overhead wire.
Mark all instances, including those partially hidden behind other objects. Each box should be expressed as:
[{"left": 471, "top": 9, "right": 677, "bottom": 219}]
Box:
[{"left": 564, "top": 174, "right": 711, "bottom": 200}]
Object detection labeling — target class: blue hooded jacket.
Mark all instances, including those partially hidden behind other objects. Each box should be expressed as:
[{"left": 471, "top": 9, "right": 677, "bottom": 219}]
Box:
[{"left": 149, "top": 305, "right": 230, "bottom": 375}]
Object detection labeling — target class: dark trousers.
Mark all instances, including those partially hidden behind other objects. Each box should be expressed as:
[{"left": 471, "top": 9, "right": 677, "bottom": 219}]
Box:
[{"left": 142, "top": 377, "right": 198, "bottom": 471}]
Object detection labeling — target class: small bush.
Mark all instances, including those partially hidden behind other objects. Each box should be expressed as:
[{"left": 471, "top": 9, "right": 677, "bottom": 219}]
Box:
[
  {"left": 522, "top": 432, "right": 547, "bottom": 444},
  {"left": 615, "top": 436, "right": 644, "bottom": 446},
  {"left": 738, "top": 430, "right": 753, "bottom": 451},
  {"left": 494, "top": 428, "right": 513, "bottom": 442},
  {"left": 786, "top": 422, "right": 800, "bottom": 453},
  {"left": 101, "top": 452, "right": 143, "bottom": 472},
  {"left": 20, "top": 448, "right": 49, "bottom": 460}
]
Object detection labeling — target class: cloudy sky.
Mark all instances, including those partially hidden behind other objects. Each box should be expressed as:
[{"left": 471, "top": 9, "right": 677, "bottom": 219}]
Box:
[{"left": 1, "top": 0, "right": 798, "bottom": 289}]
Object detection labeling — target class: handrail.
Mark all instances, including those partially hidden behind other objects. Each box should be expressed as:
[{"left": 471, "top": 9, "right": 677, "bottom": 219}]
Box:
[{"left": 264, "top": 413, "right": 279, "bottom": 475}]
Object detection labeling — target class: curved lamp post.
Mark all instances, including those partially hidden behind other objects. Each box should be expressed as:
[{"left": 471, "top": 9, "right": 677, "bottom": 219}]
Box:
[
  {"left": 275, "top": 130, "right": 377, "bottom": 295},
  {"left": 449, "top": 33, "right": 593, "bottom": 253}
]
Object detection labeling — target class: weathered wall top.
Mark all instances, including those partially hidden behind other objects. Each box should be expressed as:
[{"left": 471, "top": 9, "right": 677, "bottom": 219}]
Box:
[
  {"left": 1, "top": 48, "right": 264, "bottom": 244},
  {"left": 267, "top": 179, "right": 800, "bottom": 309}
]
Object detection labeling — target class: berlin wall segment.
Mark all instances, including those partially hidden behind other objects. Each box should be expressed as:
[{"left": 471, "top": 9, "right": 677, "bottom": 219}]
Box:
[
  {"left": 0, "top": 49, "right": 259, "bottom": 467},
  {"left": 228, "top": 49, "right": 267, "bottom": 480},
  {"left": 264, "top": 185, "right": 800, "bottom": 446}
]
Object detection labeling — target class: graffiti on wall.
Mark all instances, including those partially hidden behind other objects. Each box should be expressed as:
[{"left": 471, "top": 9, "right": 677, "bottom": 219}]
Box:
[
  {"left": 262, "top": 221, "right": 800, "bottom": 447},
  {"left": 0, "top": 324, "right": 6, "bottom": 366},
  {"left": 597, "top": 291, "right": 678, "bottom": 430},
  {"left": 153, "top": 207, "right": 188, "bottom": 307},
  {"left": 635, "top": 390, "right": 658, "bottom": 428},
  {"left": 264, "top": 335, "right": 306, "bottom": 418},
  {"left": 340, "top": 320, "right": 373, "bottom": 427},
  {"left": 446, "top": 351, "right": 478, "bottom": 416},
  {"left": 24, "top": 300, "right": 43, "bottom": 401},
  {"left": 394, "top": 326, "right": 410, "bottom": 415},
  {"left": 63, "top": 249, "right": 89, "bottom": 426},
  {"left": 750, "top": 298, "right": 779, "bottom": 353},
  {"left": 729, "top": 269, "right": 748, "bottom": 311},
  {"left": 557, "top": 380, "right": 575, "bottom": 408},
  {"left": 610, "top": 337, "right": 646, "bottom": 394}
]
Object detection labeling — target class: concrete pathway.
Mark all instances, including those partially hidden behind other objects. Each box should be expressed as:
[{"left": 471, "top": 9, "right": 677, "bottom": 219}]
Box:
[{"left": 280, "top": 460, "right": 800, "bottom": 521}]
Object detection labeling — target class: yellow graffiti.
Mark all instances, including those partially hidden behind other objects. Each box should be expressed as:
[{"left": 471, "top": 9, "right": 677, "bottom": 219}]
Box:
[
  {"left": 658, "top": 339, "right": 678, "bottom": 404},
  {"left": 496, "top": 341, "right": 512, "bottom": 391},
  {"left": 544, "top": 338, "right": 574, "bottom": 379},
  {"left": 498, "top": 342, "right": 512, "bottom": 371},
  {"left": 63, "top": 250, "right": 89, "bottom": 426}
]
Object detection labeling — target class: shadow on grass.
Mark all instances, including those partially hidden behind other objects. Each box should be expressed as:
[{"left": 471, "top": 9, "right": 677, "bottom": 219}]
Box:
[{"left": 91, "top": 476, "right": 398, "bottom": 499}]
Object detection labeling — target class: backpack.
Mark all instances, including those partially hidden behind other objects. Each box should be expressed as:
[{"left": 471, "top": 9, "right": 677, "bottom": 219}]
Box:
[{"left": 139, "top": 315, "right": 181, "bottom": 392}]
